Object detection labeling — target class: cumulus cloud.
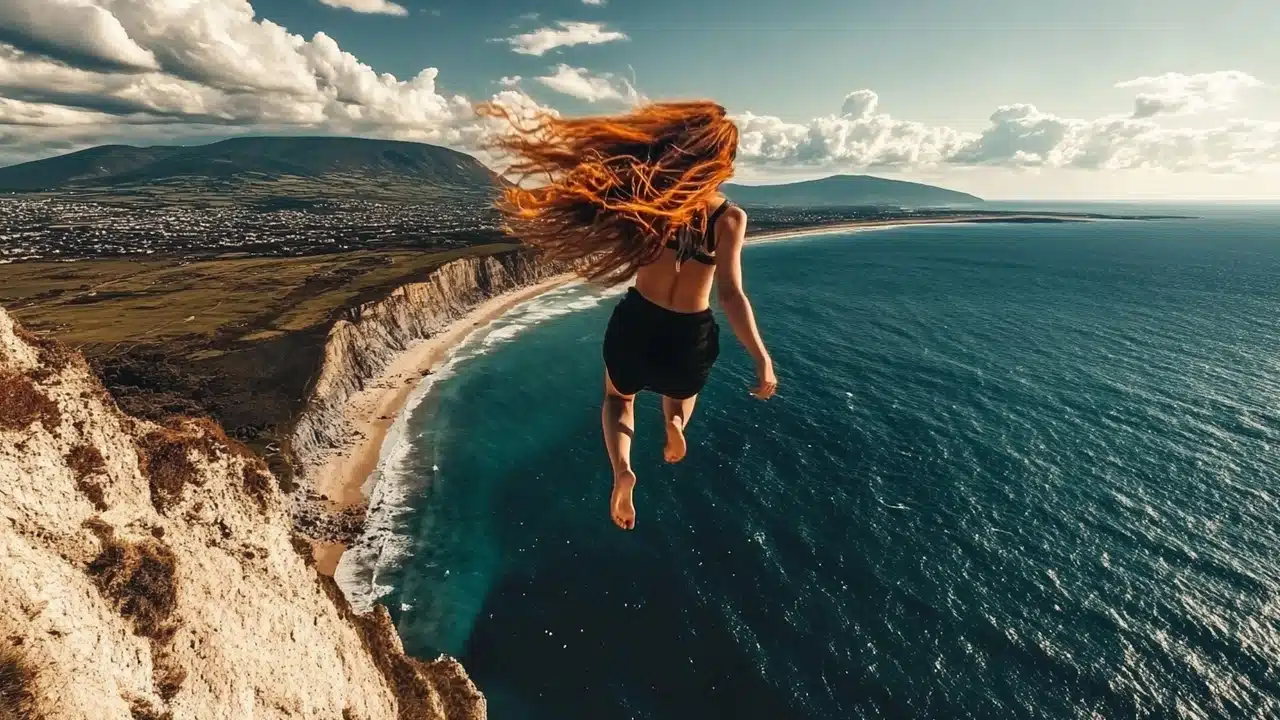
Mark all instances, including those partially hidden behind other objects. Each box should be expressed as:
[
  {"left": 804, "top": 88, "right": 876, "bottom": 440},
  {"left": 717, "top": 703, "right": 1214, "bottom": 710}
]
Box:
[
  {"left": 498, "top": 76, "right": 522, "bottom": 87},
  {"left": 0, "top": 0, "right": 556, "bottom": 165},
  {"left": 0, "top": 0, "right": 1274, "bottom": 184},
  {"left": 535, "top": 65, "right": 637, "bottom": 103},
  {"left": 1115, "top": 70, "right": 1265, "bottom": 118},
  {"left": 735, "top": 89, "right": 973, "bottom": 168},
  {"left": 316, "top": 0, "right": 409, "bottom": 16},
  {"left": 955, "top": 104, "right": 1280, "bottom": 172},
  {"left": 504, "top": 21, "right": 627, "bottom": 56},
  {"left": 582, "top": 0, "right": 607, "bottom": 5},
  {"left": 0, "top": 0, "right": 158, "bottom": 71},
  {"left": 839, "top": 89, "right": 879, "bottom": 119},
  {"left": 733, "top": 82, "right": 1280, "bottom": 174}
]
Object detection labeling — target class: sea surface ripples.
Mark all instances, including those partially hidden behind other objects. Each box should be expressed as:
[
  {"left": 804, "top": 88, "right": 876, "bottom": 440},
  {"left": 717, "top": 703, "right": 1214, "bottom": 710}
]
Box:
[{"left": 344, "top": 211, "right": 1280, "bottom": 719}]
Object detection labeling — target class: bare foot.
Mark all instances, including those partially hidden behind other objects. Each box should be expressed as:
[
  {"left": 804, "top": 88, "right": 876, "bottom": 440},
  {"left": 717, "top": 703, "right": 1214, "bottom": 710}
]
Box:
[
  {"left": 611, "top": 469, "right": 637, "bottom": 530},
  {"left": 664, "top": 418, "right": 687, "bottom": 464}
]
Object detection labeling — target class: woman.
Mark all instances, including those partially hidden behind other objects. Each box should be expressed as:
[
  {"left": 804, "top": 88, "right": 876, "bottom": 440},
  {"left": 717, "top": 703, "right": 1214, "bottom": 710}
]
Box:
[{"left": 478, "top": 100, "right": 776, "bottom": 530}]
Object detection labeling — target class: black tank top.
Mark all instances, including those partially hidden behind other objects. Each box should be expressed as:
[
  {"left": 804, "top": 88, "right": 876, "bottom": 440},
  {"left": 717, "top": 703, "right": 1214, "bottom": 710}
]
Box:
[{"left": 665, "top": 201, "right": 734, "bottom": 266}]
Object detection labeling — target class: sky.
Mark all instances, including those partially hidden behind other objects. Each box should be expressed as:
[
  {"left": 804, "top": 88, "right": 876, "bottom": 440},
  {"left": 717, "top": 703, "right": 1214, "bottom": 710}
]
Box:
[{"left": 0, "top": 0, "right": 1278, "bottom": 200}]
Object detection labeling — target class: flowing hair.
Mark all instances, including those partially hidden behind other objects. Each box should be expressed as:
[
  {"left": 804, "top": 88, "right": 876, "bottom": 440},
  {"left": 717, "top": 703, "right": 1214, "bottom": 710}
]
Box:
[{"left": 475, "top": 100, "right": 739, "bottom": 285}]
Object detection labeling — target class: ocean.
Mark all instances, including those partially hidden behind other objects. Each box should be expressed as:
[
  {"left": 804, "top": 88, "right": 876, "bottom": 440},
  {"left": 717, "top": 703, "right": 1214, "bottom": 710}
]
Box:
[{"left": 339, "top": 207, "right": 1280, "bottom": 719}]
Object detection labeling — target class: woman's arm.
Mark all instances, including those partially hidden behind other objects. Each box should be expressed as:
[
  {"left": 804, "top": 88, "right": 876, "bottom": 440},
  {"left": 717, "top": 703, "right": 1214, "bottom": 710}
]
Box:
[{"left": 714, "top": 206, "right": 778, "bottom": 400}]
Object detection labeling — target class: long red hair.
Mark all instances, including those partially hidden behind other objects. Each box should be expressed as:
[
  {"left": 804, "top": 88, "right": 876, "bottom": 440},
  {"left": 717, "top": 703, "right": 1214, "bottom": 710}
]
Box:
[{"left": 475, "top": 100, "right": 739, "bottom": 285}]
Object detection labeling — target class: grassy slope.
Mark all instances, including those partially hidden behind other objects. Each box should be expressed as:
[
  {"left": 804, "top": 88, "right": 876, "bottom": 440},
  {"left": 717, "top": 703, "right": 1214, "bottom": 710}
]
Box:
[{"left": 0, "top": 245, "right": 519, "bottom": 471}]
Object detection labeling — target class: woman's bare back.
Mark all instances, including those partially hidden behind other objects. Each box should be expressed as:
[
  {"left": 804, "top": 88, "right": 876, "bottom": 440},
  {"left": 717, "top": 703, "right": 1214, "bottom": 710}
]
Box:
[{"left": 632, "top": 196, "right": 732, "bottom": 313}]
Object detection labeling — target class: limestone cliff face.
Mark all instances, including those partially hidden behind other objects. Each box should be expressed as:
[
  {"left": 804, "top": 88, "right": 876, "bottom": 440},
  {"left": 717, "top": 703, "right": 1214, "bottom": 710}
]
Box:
[
  {"left": 291, "top": 249, "right": 561, "bottom": 473},
  {"left": 0, "top": 308, "right": 484, "bottom": 720}
]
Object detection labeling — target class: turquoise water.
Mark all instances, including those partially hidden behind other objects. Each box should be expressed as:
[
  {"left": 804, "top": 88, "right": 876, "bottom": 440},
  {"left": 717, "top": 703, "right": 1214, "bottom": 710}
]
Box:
[{"left": 339, "top": 211, "right": 1280, "bottom": 719}]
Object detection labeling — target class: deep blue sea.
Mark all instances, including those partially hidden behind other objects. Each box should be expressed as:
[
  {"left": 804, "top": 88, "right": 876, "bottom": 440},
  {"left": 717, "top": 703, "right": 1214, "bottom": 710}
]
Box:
[{"left": 339, "top": 206, "right": 1280, "bottom": 719}]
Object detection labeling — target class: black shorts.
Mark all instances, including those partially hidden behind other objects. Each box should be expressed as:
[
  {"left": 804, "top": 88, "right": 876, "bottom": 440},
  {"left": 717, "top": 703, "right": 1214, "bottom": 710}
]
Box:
[{"left": 603, "top": 288, "right": 720, "bottom": 400}]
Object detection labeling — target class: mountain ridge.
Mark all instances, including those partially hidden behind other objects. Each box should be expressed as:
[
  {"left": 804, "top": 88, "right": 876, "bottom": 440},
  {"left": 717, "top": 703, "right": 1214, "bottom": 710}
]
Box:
[
  {"left": 724, "top": 174, "right": 983, "bottom": 207},
  {"left": 0, "top": 136, "right": 500, "bottom": 193},
  {"left": 2, "top": 138, "right": 981, "bottom": 209}
]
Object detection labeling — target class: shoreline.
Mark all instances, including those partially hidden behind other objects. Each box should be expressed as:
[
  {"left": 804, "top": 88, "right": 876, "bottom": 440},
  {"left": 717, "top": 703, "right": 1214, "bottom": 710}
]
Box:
[
  {"left": 308, "top": 273, "right": 575, "bottom": 575},
  {"left": 746, "top": 213, "right": 1103, "bottom": 244},
  {"left": 306, "top": 212, "right": 1122, "bottom": 575}
]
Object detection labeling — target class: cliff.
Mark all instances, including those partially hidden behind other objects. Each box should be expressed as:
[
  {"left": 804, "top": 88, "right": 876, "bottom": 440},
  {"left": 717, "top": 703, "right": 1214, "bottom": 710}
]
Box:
[
  {"left": 0, "top": 308, "right": 484, "bottom": 719},
  {"left": 291, "top": 249, "right": 563, "bottom": 475}
]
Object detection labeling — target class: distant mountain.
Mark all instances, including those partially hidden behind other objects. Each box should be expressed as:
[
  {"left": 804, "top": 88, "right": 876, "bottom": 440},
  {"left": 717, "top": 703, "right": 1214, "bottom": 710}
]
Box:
[
  {"left": 0, "top": 136, "right": 500, "bottom": 195},
  {"left": 724, "top": 175, "right": 982, "bottom": 207}
]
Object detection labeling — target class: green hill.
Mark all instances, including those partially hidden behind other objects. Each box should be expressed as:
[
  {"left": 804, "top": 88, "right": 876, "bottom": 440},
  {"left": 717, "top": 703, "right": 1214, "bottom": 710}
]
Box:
[
  {"left": 0, "top": 136, "right": 500, "bottom": 198},
  {"left": 0, "top": 145, "right": 178, "bottom": 191},
  {"left": 724, "top": 174, "right": 983, "bottom": 207}
]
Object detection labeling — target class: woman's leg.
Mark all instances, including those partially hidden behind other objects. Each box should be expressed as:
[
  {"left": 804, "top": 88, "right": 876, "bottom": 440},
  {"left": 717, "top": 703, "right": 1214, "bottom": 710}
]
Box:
[
  {"left": 603, "top": 368, "right": 638, "bottom": 530},
  {"left": 662, "top": 394, "right": 698, "bottom": 463}
]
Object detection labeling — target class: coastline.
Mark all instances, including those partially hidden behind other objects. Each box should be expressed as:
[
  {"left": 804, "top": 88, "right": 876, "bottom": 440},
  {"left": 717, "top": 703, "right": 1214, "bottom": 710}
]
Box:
[
  {"left": 309, "top": 272, "right": 575, "bottom": 575},
  {"left": 308, "top": 212, "right": 1111, "bottom": 574},
  {"left": 747, "top": 212, "right": 1099, "bottom": 243}
]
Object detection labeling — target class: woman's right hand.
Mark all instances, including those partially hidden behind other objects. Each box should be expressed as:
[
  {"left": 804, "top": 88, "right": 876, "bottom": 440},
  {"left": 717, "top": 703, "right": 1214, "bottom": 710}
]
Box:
[{"left": 752, "top": 357, "right": 778, "bottom": 400}]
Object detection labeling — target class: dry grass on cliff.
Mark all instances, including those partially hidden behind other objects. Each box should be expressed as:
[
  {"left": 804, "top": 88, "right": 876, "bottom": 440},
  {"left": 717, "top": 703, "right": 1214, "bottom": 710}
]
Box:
[
  {"left": 0, "top": 641, "right": 42, "bottom": 720},
  {"left": 151, "top": 650, "right": 187, "bottom": 702},
  {"left": 66, "top": 443, "right": 109, "bottom": 511},
  {"left": 179, "top": 416, "right": 277, "bottom": 512},
  {"left": 176, "top": 416, "right": 255, "bottom": 463},
  {"left": 136, "top": 416, "right": 277, "bottom": 514},
  {"left": 81, "top": 501, "right": 194, "bottom": 708},
  {"left": 13, "top": 326, "right": 73, "bottom": 383},
  {"left": 0, "top": 373, "right": 61, "bottom": 433},
  {"left": 127, "top": 698, "right": 172, "bottom": 720},
  {"left": 86, "top": 531, "right": 179, "bottom": 640},
  {"left": 136, "top": 428, "right": 202, "bottom": 515}
]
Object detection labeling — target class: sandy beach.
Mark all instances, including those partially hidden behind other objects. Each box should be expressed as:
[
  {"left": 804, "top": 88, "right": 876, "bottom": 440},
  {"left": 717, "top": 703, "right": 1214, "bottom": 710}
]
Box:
[
  {"left": 748, "top": 213, "right": 1094, "bottom": 244},
  {"left": 309, "top": 273, "right": 575, "bottom": 574}
]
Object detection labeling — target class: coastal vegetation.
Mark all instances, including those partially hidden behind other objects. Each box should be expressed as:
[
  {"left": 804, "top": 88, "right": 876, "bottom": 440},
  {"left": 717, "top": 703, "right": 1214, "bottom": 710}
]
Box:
[{"left": 0, "top": 246, "right": 519, "bottom": 471}]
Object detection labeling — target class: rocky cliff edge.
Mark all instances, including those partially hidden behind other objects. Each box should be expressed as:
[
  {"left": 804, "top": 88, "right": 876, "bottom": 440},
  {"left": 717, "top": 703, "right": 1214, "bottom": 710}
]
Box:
[
  {"left": 0, "top": 307, "right": 484, "bottom": 719},
  {"left": 290, "top": 249, "right": 563, "bottom": 475}
]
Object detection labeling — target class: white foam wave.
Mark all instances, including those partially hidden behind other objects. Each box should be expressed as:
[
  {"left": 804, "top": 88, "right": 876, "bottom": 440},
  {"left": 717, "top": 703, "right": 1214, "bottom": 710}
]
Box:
[{"left": 336, "top": 280, "right": 621, "bottom": 612}]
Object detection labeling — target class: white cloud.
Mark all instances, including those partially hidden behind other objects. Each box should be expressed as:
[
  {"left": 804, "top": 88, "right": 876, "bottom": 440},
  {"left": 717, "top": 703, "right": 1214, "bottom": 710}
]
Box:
[
  {"left": 952, "top": 104, "right": 1280, "bottom": 172},
  {"left": 535, "top": 65, "right": 637, "bottom": 103},
  {"left": 0, "top": 97, "right": 119, "bottom": 127},
  {"left": 735, "top": 89, "right": 973, "bottom": 168},
  {"left": 498, "top": 75, "right": 522, "bottom": 87},
  {"left": 0, "top": 0, "right": 558, "bottom": 165},
  {"left": 0, "top": 0, "right": 158, "bottom": 71},
  {"left": 1115, "top": 71, "right": 1265, "bottom": 118},
  {"left": 316, "top": 0, "right": 409, "bottom": 16},
  {"left": 582, "top": 0, "right": 607, "bottom": 5},
  {"left": 734, "top": 82, "right": 1280, "bottom": 175},
  {"left": 504, "top": 21, "right": 627, "bottom": 56},
  {"left": 839, "top": 89, "right": 879, "bottom": 119},
  {"left": 0, "top": 0, "right": 1275, "bottom": 189}
]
